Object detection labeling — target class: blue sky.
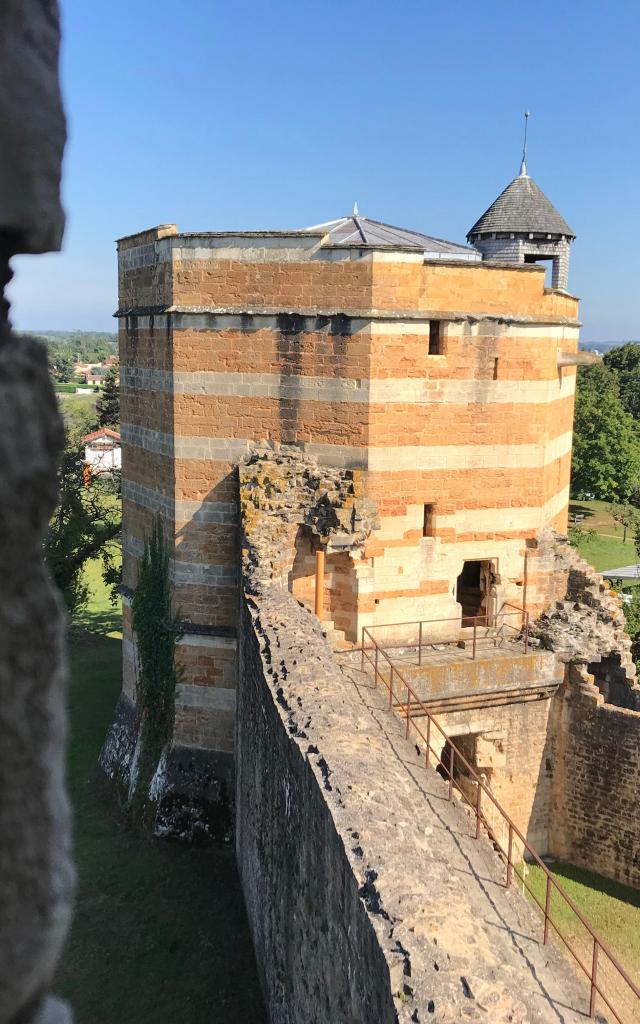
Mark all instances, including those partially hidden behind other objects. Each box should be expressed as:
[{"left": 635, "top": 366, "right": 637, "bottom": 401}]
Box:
[{"left": 8, "top": 0, "right": 639, "bottom": 341}]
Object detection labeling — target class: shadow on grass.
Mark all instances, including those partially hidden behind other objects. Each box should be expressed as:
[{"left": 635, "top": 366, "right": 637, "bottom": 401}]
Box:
[
  {"left": 545, "top": 862, "right": 640, "bottom": 910},
  {"left": 59, "top": 629, "right": 266, "bottom": 1024},
  {"left": 71, "top": 606, "right": 122, "bottom": 638},
  {"left": 568, "top": 502, "right": 596, "bottom": 519}
]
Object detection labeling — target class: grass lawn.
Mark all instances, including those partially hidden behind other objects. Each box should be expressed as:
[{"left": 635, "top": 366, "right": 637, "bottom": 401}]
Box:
[
  {"left": 524, "top": 862, "right": 640, "bottom": 1017},
  {"left": 570, "top": 499, "right": 639, "bottom": 574},
  {"left": 57, "top": 564, "right": 266, "bottom": 1023}
]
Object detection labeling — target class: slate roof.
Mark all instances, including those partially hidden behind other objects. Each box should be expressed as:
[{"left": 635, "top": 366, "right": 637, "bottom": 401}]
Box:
[
  {"left": 304, "top": 214, "right": 480, "bottom": 260},
  {"left": 83, "top": 428, "right": 121, "bottom": 443},
  {"left": 467, "top": 174, "right": 575, "bottom": 240}
]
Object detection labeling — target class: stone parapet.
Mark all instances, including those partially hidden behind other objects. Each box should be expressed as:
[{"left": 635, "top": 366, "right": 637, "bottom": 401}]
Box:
[{"left": 236, "top": 579, "right": 590, "bottom": 1022}]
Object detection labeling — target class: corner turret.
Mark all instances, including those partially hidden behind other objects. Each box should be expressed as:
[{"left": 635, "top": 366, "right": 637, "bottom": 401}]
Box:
[{"left": 467, "top": 122, "right": 575, "bottom": 291}]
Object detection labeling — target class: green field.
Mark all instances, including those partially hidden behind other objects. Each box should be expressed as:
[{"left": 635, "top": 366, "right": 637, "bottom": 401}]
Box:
[
  {"left": 570, "top": 499, "right": 638, "bottom": 575},
  {"left": 57, "top": 563, "right": 266, "bottom": 1023},
  {"left": 524, "top": 862, "right": 640, "bottom": 1012}
]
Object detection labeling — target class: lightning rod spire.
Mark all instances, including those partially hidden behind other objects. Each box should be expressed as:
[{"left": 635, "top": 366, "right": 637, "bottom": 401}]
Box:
[{"left": 519, "top": 111, "right": 530, "bottom": 177}]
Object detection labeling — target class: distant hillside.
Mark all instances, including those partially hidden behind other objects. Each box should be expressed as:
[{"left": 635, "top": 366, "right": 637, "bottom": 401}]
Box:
[
  {"left": 580, "top": 339, "right": 640, "bottom": 354},
  {"left": 16, "top": 330, "right": 117, "bottom": 365}
]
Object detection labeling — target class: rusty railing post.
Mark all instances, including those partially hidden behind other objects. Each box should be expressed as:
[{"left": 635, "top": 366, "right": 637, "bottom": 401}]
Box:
[
  {"left": 475, "top": 782, "right": 482, "bottom": 840},
  {"left": 473, "top": 618, "right": 477, "bottom": 659},
  {"left": 314, "top": 546, "right": 325, "bottom": 619},
  {"left": 405, "top": 686, "right": 411, "bottom": 738},
  {"left": 448, "top": 745, "right": 454, "bottom": 801},
  {"left": 589, "top": 939, "right": 599, "bottom": 1018},
  {"left": 524, "top": 611, "right": 530, "bottom": 653},
  {"left": 543, "top": 874, "right": 551, "bottom": 944},
  {"left": 418, "top": 620, "right": 423, "bottom": 666},
  {"left": 506, "top": 825, "right": 513, "bottom": 887}
]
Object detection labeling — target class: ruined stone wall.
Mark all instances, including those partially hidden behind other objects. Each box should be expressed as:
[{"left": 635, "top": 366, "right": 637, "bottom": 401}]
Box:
[
  {"left": 528, "top": 532, "right": 640, "bottom": 885},
  {"left": 550, "top": 677, "right": 640, "bottom": 887}
]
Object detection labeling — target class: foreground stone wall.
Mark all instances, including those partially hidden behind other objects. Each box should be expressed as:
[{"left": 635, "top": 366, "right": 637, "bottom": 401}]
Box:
[
  {"left": 236, "top": 582, "right": 588, "bottom": 1023},
  {"left": 237, "top": 597, "right": 398, "bottom": 1023},
  {"left": 0, "top": 4, "right": 73, "bottom": 1023}
]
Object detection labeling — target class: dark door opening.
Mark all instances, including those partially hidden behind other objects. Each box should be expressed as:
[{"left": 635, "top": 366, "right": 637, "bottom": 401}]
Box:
[
  {"left": 524, "top": 253, "right": 555, "bottom": 288},
  {"left": 456, "top": 559, "right": 494, "bottom": 626}
]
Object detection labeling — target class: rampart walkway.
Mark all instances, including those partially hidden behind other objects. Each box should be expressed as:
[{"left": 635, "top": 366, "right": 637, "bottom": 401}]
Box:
[{"left": 338, "top": 650, "right": 597, "bottom": 1023}]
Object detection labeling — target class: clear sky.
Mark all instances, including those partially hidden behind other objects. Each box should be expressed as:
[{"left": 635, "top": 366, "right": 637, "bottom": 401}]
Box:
[{"left": 8, "top": 0, "right": 639, "bottom": 342}]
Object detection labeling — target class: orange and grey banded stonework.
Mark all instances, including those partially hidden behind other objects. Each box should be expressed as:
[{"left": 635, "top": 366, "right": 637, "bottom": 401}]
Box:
[{"left": 111, "top": 212, "right": 580, "bottom": 817}]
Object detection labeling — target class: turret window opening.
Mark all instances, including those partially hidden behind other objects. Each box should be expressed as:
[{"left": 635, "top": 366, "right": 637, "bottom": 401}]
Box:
[
  {"left": 428, "top": 320, "right": 444, "bottom": 355},
  {"left": 524, "top": 254, "right": 556, "bottom": 288}
]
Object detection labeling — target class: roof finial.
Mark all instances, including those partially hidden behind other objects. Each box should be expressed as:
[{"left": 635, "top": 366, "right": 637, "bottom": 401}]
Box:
[
  {"left": 519, "top": 111, "right": 530, "bottom": 177},
  {"left": 353, "top": 201, "right": 359, "bottom": 216}
]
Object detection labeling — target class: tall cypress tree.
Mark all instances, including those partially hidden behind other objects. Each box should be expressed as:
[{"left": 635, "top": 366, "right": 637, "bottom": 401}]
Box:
[{"left": 96, "top": 364, "right": 120, "bottom": 428}]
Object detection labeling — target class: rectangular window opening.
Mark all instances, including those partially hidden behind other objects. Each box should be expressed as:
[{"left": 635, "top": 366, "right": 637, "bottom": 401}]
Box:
[
  {"left": 428, "top": 320, "right": 443, "bottom": 355},
  {"left": 423, "top": 503, "right": 435, "bottom": 538}
]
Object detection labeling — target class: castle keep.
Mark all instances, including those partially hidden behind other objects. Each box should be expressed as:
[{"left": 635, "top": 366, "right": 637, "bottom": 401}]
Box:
[
  {"left": 100, "top": 164, "right": 640, "bottom": 1022},
  {"left": 111, "top": 170, "right": 582, "bottom": 780}
]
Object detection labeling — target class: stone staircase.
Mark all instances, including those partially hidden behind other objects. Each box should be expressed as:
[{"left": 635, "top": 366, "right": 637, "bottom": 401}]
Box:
[{"left": 320, "top": 620, "right": 355, "bottom": 652}]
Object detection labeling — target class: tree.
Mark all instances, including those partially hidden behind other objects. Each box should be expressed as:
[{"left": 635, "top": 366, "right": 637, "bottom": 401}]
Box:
[
  {"left": 609, "top": 501, "right": 640, "bottom": 544},
  {"left": 45, "top": 420, "right": 121, "bottom": 617},
  {"left": 51, "top": 348, "right": 75, "bottom": 382},
  {"left": 570, "top": 363, "right": 640, "bottom": 502},
  {"left": 96, "top": 364, "right": 120, "bottom": 428},
  {"left": 603, "top": 343, "right": 640, "bottom": 420}
]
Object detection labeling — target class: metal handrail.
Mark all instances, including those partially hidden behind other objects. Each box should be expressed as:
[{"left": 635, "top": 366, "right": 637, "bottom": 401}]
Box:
[
  {"left": 360, "top": 625, "right": 640, "bottom": 1023},
  {"left": 366, "top": 606, "right": 530, "bottom": 663}
]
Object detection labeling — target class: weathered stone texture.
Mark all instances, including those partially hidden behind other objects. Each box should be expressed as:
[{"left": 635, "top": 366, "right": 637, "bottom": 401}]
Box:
[
  {"left": 236, "top": 581, "right": 590, "bottom": 1023},
  {"left": 551, "top": 678, "right": 640, "bottom": 888},
  {"left": 532, "top": 530, "right": 637, "bottom": 679},
  {"left": 239, "top": 442, "right": 378, "bottom": 586},
  {"left": 0, "top": 5, "right": 73, "bottom": 1022},
  {"left": 0, "top": 337, "right": 73, "bottom": 1024},
  {"left": 0, "top": 1, "right": 66, "bottom": 254}
]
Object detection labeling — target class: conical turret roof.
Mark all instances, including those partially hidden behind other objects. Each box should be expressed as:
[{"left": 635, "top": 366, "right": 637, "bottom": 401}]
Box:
[{"left": 467, "top": 173, "right": 575, "bottom": 240}]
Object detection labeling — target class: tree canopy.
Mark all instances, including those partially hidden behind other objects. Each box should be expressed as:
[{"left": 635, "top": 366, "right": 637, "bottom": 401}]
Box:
[
  {"left": 603, "top": 343, "right": 640, "bottom": 421},
  {"left": 96, "top": 365, "right": 120, "bottom": 428},
  {"left": 570, "top": 362, "right": 640, "bottom": 502},
  {"left": 19, "top": 330, "right": 117, "bottom": 374},
  {"left": 45, "top": 418, "right": 121, "bottom": 617}
]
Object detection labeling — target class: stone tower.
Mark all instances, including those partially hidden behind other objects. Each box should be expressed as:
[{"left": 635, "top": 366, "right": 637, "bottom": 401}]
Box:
[
  {"left": 102, "top": 210, "right": 581, "bottom": 835},
  {"left": 467, "top": 159, "right": 575, "bottom": 291}
]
